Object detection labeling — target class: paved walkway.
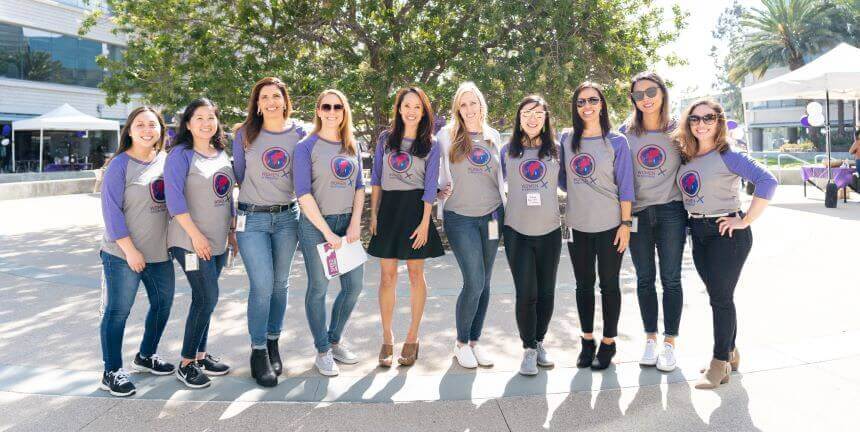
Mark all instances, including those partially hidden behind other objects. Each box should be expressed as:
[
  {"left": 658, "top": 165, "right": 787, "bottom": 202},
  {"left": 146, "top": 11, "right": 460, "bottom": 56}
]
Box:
[{"left": 1, "top": 185, "right": 859, "bottom": 431}]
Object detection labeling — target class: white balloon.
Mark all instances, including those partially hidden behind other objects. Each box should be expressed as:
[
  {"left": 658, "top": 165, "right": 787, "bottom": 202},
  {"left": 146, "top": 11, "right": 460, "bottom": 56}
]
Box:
[
  {"left": 730, "top": 129, "right": 745, "bottom": 140},
  {"left": 806, "top": 102, "right": 823, "bottom": 115},
  {"left": 808, "top": 112, "right": 825, "bottom": 127}
]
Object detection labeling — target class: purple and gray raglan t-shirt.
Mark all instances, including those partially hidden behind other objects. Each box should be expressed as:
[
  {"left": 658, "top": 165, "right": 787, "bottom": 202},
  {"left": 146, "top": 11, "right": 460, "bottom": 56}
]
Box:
[
  {"left": 370, "top": 131, "right": 441, "bottom": 204},
  {"left": 560, "top": 131, "right": 635, "bottom": 233},
  {"left": 293, "top": 134, "right": 364, "bottom": 216},
  {"left": 164, "top": 147, "right": 235, "bottom": 256},
  {"left": 444, "top": 132, "right": 503, "bottom": 217},
  {"left": 100, "top": 152, "right": 169, "bottom": 263},
  {"left": 233, "top": 123, "right": 307, "bottom": 206},
  {"left": 677, "top": 148, "right": 777, "bottom": 215},
  {"left": 621, "top": 126, "right": 683, "bottom": 212},
  {"left": 500, "top": 144, "right": 562, "bottom": 236}
]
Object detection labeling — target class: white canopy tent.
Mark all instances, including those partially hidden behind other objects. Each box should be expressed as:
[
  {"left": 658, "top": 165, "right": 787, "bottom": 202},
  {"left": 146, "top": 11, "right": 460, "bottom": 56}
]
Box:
[{"left": 11, "top": 103, "right": 120, "bottom": 172}]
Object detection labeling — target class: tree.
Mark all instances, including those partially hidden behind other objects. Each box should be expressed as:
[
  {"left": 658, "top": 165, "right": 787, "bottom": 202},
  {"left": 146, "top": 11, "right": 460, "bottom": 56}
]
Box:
[
  {"left": 82, "top": 0, "right": 684, "bottom": 146},
  {"left": 711, "top": 1, "right": 746, "bottom": 122}
]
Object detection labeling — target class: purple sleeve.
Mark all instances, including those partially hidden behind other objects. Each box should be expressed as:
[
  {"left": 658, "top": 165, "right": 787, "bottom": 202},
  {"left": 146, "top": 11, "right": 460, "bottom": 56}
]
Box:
[
  {"left": 371, "top": 133, "right": 385, "bottom": 186},
  {"left": 165, "top": 147, "right": 192, "bottom": 216},
  {"left": 232, "top": 129, "right": 246, "bottom": 185},
  {"left": 612, "top": 135, "right": 635, "bottom": 202},
  {"left": 558, "top": 138, "right": 567, "bottom": 192},
  {"left": 293, "top": 135, "right": 315, "bottom": 197},
  {"left": 722, "top": 150, "right": 777, "bottom": 200},
  {"left": 422, "top": 140, "right": 441, "bottom": 203},
  {"left": 355, "top": 153, "right": 365, "bottom": 190},
  {"left": 101, "top": 154, "right": 130, "bottom": 241},
  {"left": 499, "top": 144, "right": 509, "bottom": 179}
]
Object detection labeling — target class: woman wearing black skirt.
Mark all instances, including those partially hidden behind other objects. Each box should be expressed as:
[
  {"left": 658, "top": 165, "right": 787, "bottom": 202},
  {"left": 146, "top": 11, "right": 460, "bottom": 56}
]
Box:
[{"left": 368, "top": 86, "right": 444, "bottom": 367}]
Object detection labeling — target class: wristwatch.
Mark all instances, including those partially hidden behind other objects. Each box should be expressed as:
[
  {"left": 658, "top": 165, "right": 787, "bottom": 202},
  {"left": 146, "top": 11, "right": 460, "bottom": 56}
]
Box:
[{"left": 620, "top": 220, "right": 633, "bottom": 228}]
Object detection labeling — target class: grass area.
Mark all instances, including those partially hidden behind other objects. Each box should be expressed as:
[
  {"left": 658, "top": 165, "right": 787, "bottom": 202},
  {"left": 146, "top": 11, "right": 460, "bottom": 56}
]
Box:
[{"left": 753, "top": 156, "right": 805, "bottom": 169}]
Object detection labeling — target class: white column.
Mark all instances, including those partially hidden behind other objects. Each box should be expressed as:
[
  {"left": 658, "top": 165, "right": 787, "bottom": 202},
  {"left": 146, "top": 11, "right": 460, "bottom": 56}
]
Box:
[{"left": 38, "top": 128, "right": 44, "bottom": 173}]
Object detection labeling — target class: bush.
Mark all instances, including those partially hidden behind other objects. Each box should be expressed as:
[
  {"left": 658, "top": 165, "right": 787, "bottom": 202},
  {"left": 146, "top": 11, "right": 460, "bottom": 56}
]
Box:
[{"left": 779, "top": 141, "right": 816, "bottom": 152}]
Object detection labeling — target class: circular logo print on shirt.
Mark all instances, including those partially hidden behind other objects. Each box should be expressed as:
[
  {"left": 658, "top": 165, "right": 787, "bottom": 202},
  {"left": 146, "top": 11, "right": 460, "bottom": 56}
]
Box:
[
  {"left": 637, "top": 145, "right": 666, "bottom": 169},
  {"left": 679, "top": 171, "right": 701, "bottom": 197},
  {"left": 150, "top": 178, "right": 166, "bottom": 203},
  {"left": 262, "top": 147, "right": 289, "bottom": 172},
  {"left": 519, "top": 159, "right": 546, "bottom": 183},
  {"left": 388, "top": 151, "right": 412, "bottom": 173},
  {"left": 331, "top": 156, "right": 355, "bottom": 180},
  {"left": 570, "top": 154, "right": 595, "bottom": 178},
  {"left": 213, "top": 172, "right": 232, "bottom": 198},
  {"left": 467, "top": 146, "right": 491, "bottom": 166}
]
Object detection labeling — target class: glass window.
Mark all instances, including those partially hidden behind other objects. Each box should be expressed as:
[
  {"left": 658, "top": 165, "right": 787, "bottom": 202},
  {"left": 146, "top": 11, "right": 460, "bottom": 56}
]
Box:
[{"left": 0, "top": 23, "right": 23, "bottom": 79}]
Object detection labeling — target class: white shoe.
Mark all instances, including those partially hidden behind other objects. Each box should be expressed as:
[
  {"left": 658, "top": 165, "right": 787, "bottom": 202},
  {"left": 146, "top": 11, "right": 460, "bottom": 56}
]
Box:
[
  {"left": 656, "top": 343, "right": 677, "bottom": 372},
  {"left": 315, "top": 350, "right": 339, "bottom": 376},
  {"left": 453, "top": 342, "right": 478, "bottom": 369},
  {"left": 470, "top": 343, "right": 494, "bottom": 367},
  {"left": 331, "top": 343, "right": 359, "bottom": 364},
  {"left": 536, "top": 342, "right": 554, "bottom": 367},
  {"left": 519, "top": 348, "right": 538, "bottom": 376},
  {"left": 639, "top": 339, "right": 658, "bottom": 366}
]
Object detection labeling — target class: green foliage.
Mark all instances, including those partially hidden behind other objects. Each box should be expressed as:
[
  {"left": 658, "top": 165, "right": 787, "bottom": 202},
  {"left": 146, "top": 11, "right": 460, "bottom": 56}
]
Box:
[
  {"left": 81, "top": 0, "right": 683, "bottom": 145},
  {"left": 779, "top": 140, "right": 816, "bottom": 152}
]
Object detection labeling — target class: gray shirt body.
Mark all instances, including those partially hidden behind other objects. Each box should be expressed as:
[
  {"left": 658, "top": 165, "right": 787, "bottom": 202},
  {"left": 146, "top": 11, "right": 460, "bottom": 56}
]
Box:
[
  {"left": 623, "top": 129, "right": 683, "bottom": 212},
  {"left": 444, "top": 133, "right": 503, "bottom": 217},
  {"left": 502, "top": 146, "right": 561, "bottom": 236},
  {"left": 381, "top": 138, "right": 427, "bottom": 191},
  {"left": 563, "top": 135, "right": 621, "bottom": 232},
  {"left": 296, "top": 136, "right": 363, "bottom": 216},
  {"left": 238, "top": 126, "right": 303, "bottom": 205}
]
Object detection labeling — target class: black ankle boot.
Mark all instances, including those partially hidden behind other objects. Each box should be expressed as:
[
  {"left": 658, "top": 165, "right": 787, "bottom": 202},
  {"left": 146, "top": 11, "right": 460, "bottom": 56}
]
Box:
[
  {"left": 250, "top": 348, "right": 277, "bottom": 387},
  {"left": 577, "top": 338, "right": 597, "bottom": 368},
  {"left": 267, "top": 338, "right": 283, "bottom": 376},
  {"left": 591, "top": 341, "right": 617, "bottom": 370}
]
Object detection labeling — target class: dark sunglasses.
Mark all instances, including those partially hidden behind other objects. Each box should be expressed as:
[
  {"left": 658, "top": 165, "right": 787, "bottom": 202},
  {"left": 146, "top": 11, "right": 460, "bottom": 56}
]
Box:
[
  {"left": 576, "top": 97, "right": 601, "bottom": 108},
  {"left": 631, "top": 86, "right": 660, "bottom": 101},
  {"left": 320, "top": 103, "right": 344, "bottom": 112},
  {"left": 688, "top": 113, "right": 721, "bottom": 125}
]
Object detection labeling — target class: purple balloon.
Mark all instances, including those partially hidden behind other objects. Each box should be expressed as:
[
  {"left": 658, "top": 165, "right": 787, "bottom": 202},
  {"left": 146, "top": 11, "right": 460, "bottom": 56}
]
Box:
[
  {"left": 800, "top": 116, "right": 810, "bottom": 127},
  {"left": 1, "top": 125, "right": 10, "bottom": 136},
  {"left": 727, "top": 120, "right": 738, "bottom": 130},
  {"left": 167, "top": 129, "right": 176, "bottom": 138}
]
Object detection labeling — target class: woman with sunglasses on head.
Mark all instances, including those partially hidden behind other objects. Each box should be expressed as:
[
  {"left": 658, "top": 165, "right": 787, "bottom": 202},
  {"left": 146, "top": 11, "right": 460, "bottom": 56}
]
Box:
[
  {"left": 232, "top": 77, "right": 307, "bottom": 387},
  {"left": 674, "top": 100, "right": 776, "bottom": 389},
  {"left": 294, "top": 89, "right": 365, "bottom": 377},
  {"left": 165, "top": 98, "right": 236, "bottom": 389},
  {"left": 368, "top": 86, "right": 444, "bottom": 367},
  {"left": 98, "top": 107, "right": 174, "bottom": 397},
  {"left": 560, "top": 82, "right": 634, "bottom": 371},
  {"left": 437, "top": 82, "right": 506, "bottom": 369},
  {"left": 620, "top": 72, "right": 686, "bottom": 372},
  {"left": 499, "top": 95, "right": 563, "bottom": 376}
]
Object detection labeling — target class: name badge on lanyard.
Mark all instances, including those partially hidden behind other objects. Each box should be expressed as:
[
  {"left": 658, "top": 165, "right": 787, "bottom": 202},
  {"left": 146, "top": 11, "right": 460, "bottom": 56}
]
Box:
[{"left": 526, "top": 192, "right": 541, "bottom": 206}]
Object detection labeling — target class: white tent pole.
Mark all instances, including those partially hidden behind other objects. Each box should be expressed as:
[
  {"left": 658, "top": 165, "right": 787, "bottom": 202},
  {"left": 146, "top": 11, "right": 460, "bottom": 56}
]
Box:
[
  {"left": 855, "top": 99, "right": 859, "bottom": 128},
  {"left": 11, "top": 130, "right": 15, "bottom": 173},
  {"left": 825, "top": 90, "right": 832, "bottom": 182},
  {"left": 39, "top": 128, "right": 44, "bottom": 173}
]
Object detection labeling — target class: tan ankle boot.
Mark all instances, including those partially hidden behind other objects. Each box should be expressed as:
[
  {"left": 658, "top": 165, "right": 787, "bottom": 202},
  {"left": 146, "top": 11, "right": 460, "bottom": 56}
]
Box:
[
  {"left": 695, "top": 358, "right": 731, "bottom": 389},
  {"left": 729, "top": 348, "right": 740, "bottom": 371}
]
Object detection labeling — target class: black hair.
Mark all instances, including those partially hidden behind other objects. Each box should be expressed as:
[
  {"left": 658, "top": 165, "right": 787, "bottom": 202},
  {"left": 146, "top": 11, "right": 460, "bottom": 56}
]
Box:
[
  {"left": 507, "top": 95, "right": 557, "bottom": 160},
  {"left": 570, "top": 81, "right": 611, "bottom": 153},
  {"left": 386, "top": 86, "right": 434, "bottom": 158},
  {"left": 170, "top": 98, "right": 226, "bottom": 151}
]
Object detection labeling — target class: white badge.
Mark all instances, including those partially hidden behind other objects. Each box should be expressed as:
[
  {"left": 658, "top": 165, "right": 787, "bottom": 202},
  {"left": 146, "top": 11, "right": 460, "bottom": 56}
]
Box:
[
  {"left": 631, "top": 216, "right": 638, "bottom": 233},
  {"left": 526, "top": 192, "right": 541, "bottom": 207},
  {"left": 185, "top": 252, "right": 199, "bottom": 271},
  {"left": 236, "top": 214, "right": 247, "bottom": 232},
  {"left": 565, "top": 226, "right": 574, "bottom": 243},
  {"left": 488, "top": 220, "right": 499, "bottom": 240}
]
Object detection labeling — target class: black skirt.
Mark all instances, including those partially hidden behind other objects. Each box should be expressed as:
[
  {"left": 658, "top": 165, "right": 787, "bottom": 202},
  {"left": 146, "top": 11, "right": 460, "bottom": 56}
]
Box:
[{"left": 368, "top": 189, "right": 445, "bottom": 260}]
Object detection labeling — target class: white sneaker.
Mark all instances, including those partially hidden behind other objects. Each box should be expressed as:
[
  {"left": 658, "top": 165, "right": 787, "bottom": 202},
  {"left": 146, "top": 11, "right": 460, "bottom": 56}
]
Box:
[
  {"left": 470, "top": 343, "right": 494, "bottom": 367},
  {"left": 639, "top": 339, "right": 658, "bottom": 366},
  {"left": 315, "top": 350, "right": 339, "bottom": 376},
  {"left": 331, "top": 343, "right": 359, "bottom": 364},
  {"left": 519, "top": 348, "right": 538, "bottom": 376},
  {"left": 656, "top": 343, "right": 677, "bottom": 372},
  {"left": 453, "top": 342, "right": 478, "bottom": 369},
  {"left": 536, "top": 342, "right": 554, "bottom": 367}
]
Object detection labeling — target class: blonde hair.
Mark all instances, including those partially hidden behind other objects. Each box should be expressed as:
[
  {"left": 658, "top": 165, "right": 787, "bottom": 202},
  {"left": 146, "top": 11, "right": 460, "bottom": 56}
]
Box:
[
  {"left": 312, "top": 89, "right": 357, "bottom": 156},
  {"left": 672, "top": 99, "right": 729, "bottom": 163},
  {"left": 448, "top": 82, "right": 490, "bottom": 163}
]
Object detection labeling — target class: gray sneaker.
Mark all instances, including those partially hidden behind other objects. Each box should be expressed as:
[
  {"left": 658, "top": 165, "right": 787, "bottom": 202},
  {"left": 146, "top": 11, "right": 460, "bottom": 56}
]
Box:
[
  {"left": 519, "top": 348, "right": 539, "bottom": 376},
  {"left": 331, "top": 343, "right": 359, "bottom": 364},
  {"left": 536, "top": 342, "right": 554, "bottom": 367},
  {"left": 315, "top": 350, "right": 339, "bottom": 376}
]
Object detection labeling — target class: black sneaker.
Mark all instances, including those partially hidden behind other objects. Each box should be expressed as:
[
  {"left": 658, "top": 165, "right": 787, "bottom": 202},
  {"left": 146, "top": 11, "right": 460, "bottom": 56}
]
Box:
[
  {"left": 175, "top": 362, "right": 211, "bottom": 389},
  {"left": 133, "top": 353, "right": 176, "bottom": 376},
  {"left": 198, "top": 354, "right": 231, "bottom": 376},
  {"left": 100, "top": 370, "right": 136, "bottom": 397}
]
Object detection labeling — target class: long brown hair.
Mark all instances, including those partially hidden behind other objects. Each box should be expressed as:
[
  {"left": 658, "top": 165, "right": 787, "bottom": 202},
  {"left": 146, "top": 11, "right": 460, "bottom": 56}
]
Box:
[
  {"left": 673, "top": 99, "right": 730, "bottom": 163},
  {"left": 238, "top": 77, "right": 293, "bottom": 150},
  {"left": 386, "top": 86, "right": 434, "bottom": 158},
  {"left": 623, "top": 71, "right": 672, "bottom": 136},
  {"left": 109, "top": 107, "right": 166, "bottom": 166},
  {"left": 312, "top": 89, "right": 357, "bottom": 156},
  {"left": 448, "top": 82, "right": 489, "bottom": 163}
]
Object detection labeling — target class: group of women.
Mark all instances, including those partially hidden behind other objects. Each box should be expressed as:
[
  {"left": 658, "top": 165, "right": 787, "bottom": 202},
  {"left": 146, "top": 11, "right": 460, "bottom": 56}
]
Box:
[{"left": 97, "top": 72, "right": 777, "bottom": 398}]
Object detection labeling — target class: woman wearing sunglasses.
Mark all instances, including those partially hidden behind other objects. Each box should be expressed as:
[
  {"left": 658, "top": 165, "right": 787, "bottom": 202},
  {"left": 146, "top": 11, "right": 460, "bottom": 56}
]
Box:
[
  {"left": 368, "top": 86, "right": 444, "bottom": 367},
  {"left": 499, "top": 95, "right": 562, "bottom": 376},
  {"left": 674, "top": 100, "right": 776, "bottom": 389},
  {"left": 294, "top": 89, "right": 365, "bottom": 377},
  {"left": 620, "top": 72, "right": 686, "bottom": 372},
  {"left": 560, "top": 82, "right": 634, "bottom": 371}
]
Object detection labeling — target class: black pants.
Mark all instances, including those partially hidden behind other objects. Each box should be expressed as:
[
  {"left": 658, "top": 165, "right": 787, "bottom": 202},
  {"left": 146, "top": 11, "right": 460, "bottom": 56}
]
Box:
[
  {"left": 503, "top": 226, "right": 561, "bottom": 349},
  {"left": 569, "top": 227, "right": 623, "bottom": 338},
  {"left": 689, "top": 217, "right": 752, "bottom": 361}
]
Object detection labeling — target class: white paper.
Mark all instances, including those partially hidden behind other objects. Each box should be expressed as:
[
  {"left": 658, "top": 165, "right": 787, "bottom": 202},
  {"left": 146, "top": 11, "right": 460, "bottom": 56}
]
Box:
[
  {"left": 526, "top": 192, "right": 541, "bottom": 206},
  {"left": 317, "top": 237, "right": 368, "bottom": 280}
]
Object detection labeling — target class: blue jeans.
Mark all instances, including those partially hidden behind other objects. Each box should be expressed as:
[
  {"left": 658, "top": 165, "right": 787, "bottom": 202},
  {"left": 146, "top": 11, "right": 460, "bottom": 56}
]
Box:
[
  {"left": 443, "top": 207, "right": 503, "bottom": 344},
  {"left": 298, "top": 213, "right": 364, "bottom": 353},
  {"left": 171, "top": 247, "right": 226, "bottom": 359},
  {"left": 236, "top": 205, "right": 300, "bottom": 348},
  {"left": 100, "top": 252, "right": 175, "bottom": 372},
  {"left": 629, "top": 200, "right": 687, "bottom": 337}
]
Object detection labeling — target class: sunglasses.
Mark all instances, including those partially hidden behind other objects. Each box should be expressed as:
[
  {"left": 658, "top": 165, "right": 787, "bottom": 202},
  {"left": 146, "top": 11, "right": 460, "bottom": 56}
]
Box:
[
  {"left": 520, "top": 109, "right": 548, "bottom": 119},
  {"left": 631, "top": 86, "right": 660, "bottom": 101},
  {"left": 320, "top": 103, "right": 344, "bottom": 112},
  {"left": 688, "top": 113, "right": 722, "bottom": 125},
  {"left": 576, "top": 97, "right": 601, "bottom": 108}
]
